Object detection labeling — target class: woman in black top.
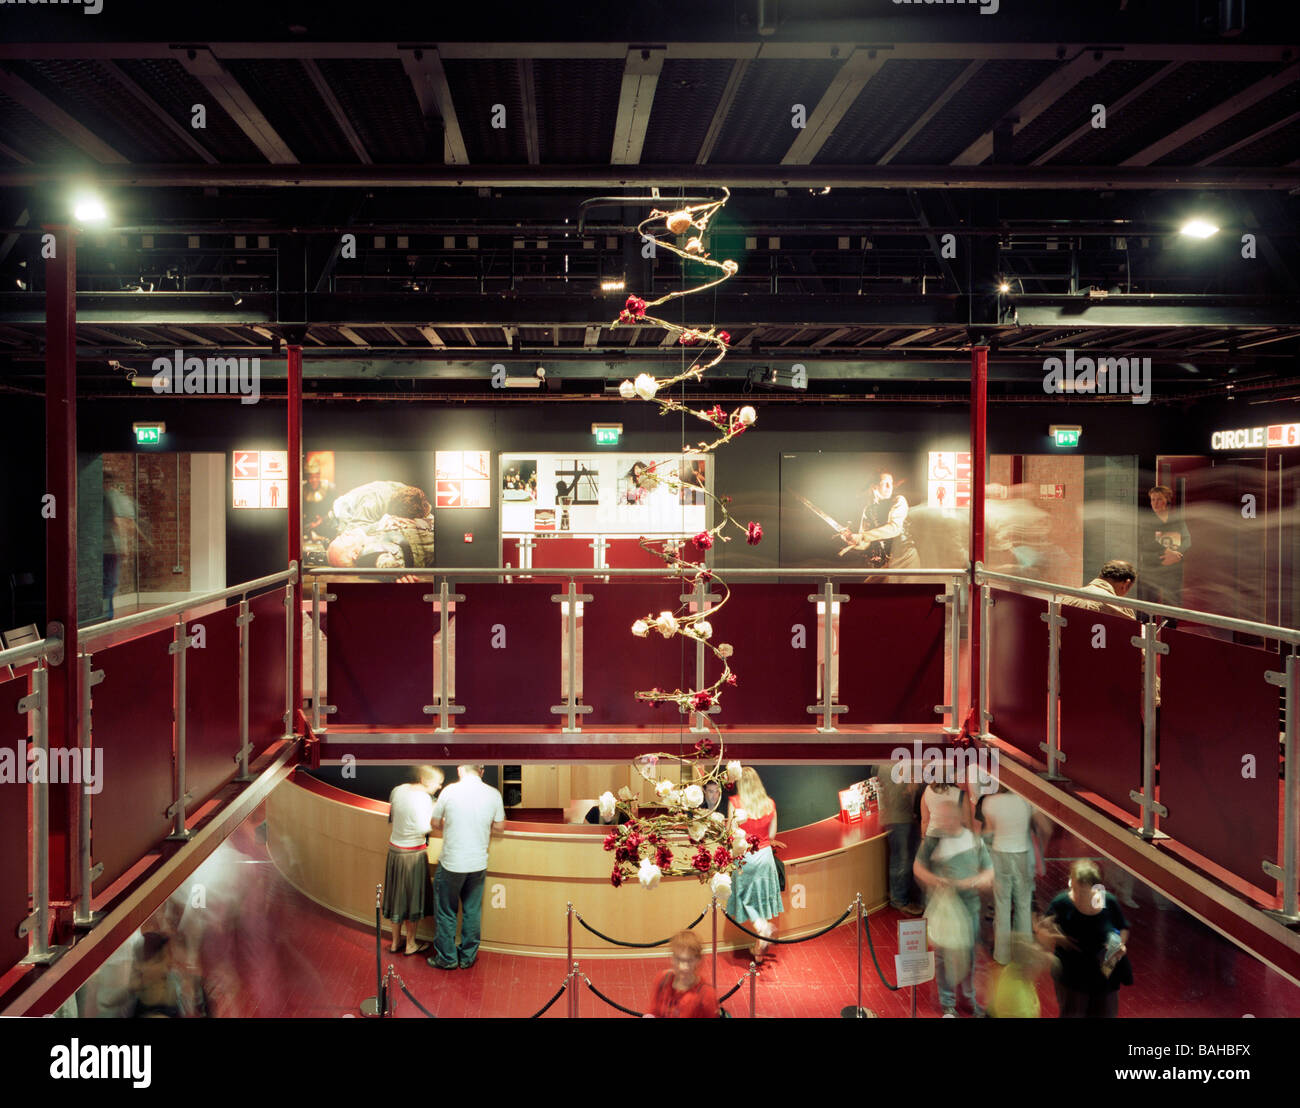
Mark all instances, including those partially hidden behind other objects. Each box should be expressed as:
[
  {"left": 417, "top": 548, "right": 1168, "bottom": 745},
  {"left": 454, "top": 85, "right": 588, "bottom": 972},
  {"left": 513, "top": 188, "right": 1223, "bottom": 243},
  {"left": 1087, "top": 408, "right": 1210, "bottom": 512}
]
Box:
[{"left": 1036, "top": 859, "right": 1131, "bottom": 1018}]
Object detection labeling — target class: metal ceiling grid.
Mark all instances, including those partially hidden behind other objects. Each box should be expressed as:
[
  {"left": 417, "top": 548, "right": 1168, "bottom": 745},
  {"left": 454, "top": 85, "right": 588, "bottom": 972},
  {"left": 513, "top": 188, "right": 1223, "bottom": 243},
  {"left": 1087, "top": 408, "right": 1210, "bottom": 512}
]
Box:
[
  {"left": 708, "top": 58, "right": 842, "bottom": 164},
  {"left": 316, "top": 59, "right": 430, "bottom": 164},
  {"left": 8, "top": 59, "right": 198, "bottom": 163},
  {"left": 113, "top": 58, "right": 267, "bottom": 163},
  {"left": 813, "top": 59, "right": 967, "bottom": 164},
  {"left": 442, "top": 59, "right": 529, "bottom": 164},
  {"left": 224, "top": 59, "right": 359, "bottom": 163},
  {"left": 1055, "top": 61, "right": 1281, "bottom": 165},
  {"left": 1156, "top": 82, "right": 1299, "bottom": 165},
  {"left": 0, "top": 87, "right": 85, "bottom": 163},
  {"left": 1010, "top": 59, "right": 1169, "bottom": 165},
  {"left": 535, "top": 58, "right": 624, "bottom": 163},
  {"left": 1220, "top": 117, "right": 1300, "bottom": 166},
  {"left": 893, "top": 60, "right": 1058, "bottom": 165},
  {"left": 519, "top": 326, "right": 551, "bottom": 343},
  {"left": 639, "top": 58, "right": 733, "bottom": 164}
]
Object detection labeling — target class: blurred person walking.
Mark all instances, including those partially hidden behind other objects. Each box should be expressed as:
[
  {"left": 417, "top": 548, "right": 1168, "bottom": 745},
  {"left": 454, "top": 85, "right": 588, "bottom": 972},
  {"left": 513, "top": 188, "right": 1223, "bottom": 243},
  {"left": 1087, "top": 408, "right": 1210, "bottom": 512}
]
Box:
[
  {"left": 980, "top": 785, "right": 1034, "bottom": 964},
  {"left": 874, "top": 762, "right": 923, "bottom": 915},
  {"left": 1036, "top": 859, "right": 1132, "bottom": 1018}
]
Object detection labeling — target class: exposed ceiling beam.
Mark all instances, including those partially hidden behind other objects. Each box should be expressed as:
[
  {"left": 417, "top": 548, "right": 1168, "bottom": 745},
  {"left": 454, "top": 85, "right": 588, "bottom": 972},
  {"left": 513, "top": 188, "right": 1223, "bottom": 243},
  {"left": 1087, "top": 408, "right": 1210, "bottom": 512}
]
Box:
[
  {"left": 337, "top": 326, "right": 367, "bottom": 346},
  {"left": 818, "top": 327, "right": 854, "bottom": 345},
  {"left": 611, "top": 46, "right": 665, "bottom": 165},
  {"left": 518, "top": 58, "right": 540, "bottom": 165},
  {"left": 952, "top": 49, "right": 1112, "bottom": 165},
  {"left": 399, "top": 47, "right": 468, "bottom": 165},
  {"left": 695, "top": 58, "right": 749, "bottom": 165},
  {"left": 0, "top": 68, "right": 128, "bottom": 164},
  {"left": 302, "top": 59, "right": 372, "bottom": 164},
  {"left": 1032, "top": 61, "right": 1182, "bottom": 166},
  {"left": 583, "top": 325, "right": 600, "bottom": 347},
  {"left": 0, "top": 207, "right": 28, "bottom": 269},
  {"left": 782, "top": 48, "right": 888, "bottom": 165},
  {"left": 99, "top": 59, "right": 217, "bottom": 164},
  {"left": 879, "top": 60, "right": 985, "bottom": 166},
  {"left": 174, "top": 47, "right": 298, "bottom": 163},
  {"left": 0, "top": 139, "right": 30, "bottom": 164},
  {"left": 1197, "top": 110, "right": 1300, "bottom": 166},
  {"left": 165, "top": 326, "right": 213, "bottom": 346},
  {"left": 418, "top": 326, "right": 444, "bottom": 346},
  {"left": 8, "top": 164, "right": 1295, "bottom": 190},
  {"left": 1123, "top": 62, "right": 1300, "bottom": 167}
]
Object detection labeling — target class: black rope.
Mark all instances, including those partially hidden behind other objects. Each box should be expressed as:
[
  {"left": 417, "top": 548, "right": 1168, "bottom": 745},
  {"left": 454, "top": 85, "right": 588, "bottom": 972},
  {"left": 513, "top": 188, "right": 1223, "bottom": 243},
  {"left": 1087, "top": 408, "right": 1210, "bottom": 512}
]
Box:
[
  {"left": 575, "top": 909, "right": 708, "bottom": 948},
  {"left": 584, "top": 977, "right": 644, "bottom": 1018},
  {"left": 717, "top": 976, "right": 747, "bottom": 1004},
  {"left": 527, "top": 980, "right": 568, "bottom": 1019},
  {"left": 861, "top": 905, "right": 902, "bottom": 992},
  {"left": 397, "top": 980, "right": 438, "bottom": 1018},
  {"left": 722, "top": 905, "right": 853, "bottom": 944}
]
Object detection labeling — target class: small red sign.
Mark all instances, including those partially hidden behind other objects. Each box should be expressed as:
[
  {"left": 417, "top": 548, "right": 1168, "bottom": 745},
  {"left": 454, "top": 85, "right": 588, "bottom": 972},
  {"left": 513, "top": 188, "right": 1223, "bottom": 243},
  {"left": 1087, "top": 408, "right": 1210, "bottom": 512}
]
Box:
[
  {"left": 435, "top": 480, "right": 462, "bottom": 507},
  {"left": 233, "top": 451, "right": 259, "bottom": 479}
]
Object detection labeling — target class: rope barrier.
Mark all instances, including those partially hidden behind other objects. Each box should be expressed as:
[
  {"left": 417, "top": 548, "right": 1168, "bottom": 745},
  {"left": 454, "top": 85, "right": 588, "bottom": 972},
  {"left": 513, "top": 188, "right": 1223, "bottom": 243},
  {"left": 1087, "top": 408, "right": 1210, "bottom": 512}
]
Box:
[
  {"left": 861, "top": 904, "right": 902, "bottom": 992},
  {"left": 583, "top": 975, "right": 645, "bottom": 1018},
  {"left": 722, "top": 905, "right": 853, "bottom": 944},
  {"left": 396, "top": 978, "right": 438, "bottom": 1018},
  {"left": 717, "top": 976, "right": 747, "bottom": 1004},
  {"left": 574, "top": 909, "right": 708, "bottom": 948},
  {"left": 528, "top": 980, "right": 569, "bottom": 1019}
]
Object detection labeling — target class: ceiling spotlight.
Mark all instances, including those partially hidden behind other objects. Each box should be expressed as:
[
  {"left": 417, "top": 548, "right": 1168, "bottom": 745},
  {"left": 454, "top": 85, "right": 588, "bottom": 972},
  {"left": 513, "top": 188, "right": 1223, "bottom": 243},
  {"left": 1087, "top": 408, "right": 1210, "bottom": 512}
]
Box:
[
  {"left": 72, "top": 194, "right": 107, "bottom": 224},
  {"left": 600, "top": 278, "right": 625, "bottom": 292},
  {"left": 998, "top": 281, "right": 1011, "bottom": 293},
  {"left": 231, "top": 293, "right": 243, "bottom": 306},
  {"left": 535, "top": 365, "right": 546, "bottom": 380},
  {"left": 1179, "top": 219, "right": 1219, "bottom": 239},
  {"left": 14, "top": 277, "right": 26, "bottom": 290}
]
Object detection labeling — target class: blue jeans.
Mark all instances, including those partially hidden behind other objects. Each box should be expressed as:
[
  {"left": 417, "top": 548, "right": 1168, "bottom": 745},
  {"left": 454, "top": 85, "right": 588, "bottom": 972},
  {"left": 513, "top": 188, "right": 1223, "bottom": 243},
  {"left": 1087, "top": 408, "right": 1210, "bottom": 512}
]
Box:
[
  {"left": 885, "top": 822, "right": 919, "bottom": 908},
  {"left": 432, "top": 866, "right": 486, "bottom": 967},
  {"left": 992, "top": 849, "right": 1034, "bottom": 964}
]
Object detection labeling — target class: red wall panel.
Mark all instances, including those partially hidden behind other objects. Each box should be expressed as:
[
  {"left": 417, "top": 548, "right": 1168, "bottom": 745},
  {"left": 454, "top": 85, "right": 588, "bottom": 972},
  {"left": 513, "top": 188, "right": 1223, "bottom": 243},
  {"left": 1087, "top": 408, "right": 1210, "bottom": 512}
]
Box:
[
  {"left": 1160, "top": 630, "right": 1281, "bottom": 891},
  {"left": 454, "top": 584, "right": 559, "bottom": 726},
  {"left": 0, "top": 676, "right": 29, "bottom": 975},
  {"left": 327, "top": 584, "right": 434, "bottom": 727},
  {"left": 90, "top": 629, "right": 175, "bottom": 893},
  {"left": 838, "top": 584, "right": 945, "bottom": 724},
  {"left": 184, "top": 604, "right": 241, "bottom": 808},
  {"left": 989, "top": 591, "right": 1049, "bottom": 758},
  {"left": 711, "top": 584, "right": 819, "bottom": 726},
  {"left": 248, "top": 588, "right": 288, "bottom": 753}
]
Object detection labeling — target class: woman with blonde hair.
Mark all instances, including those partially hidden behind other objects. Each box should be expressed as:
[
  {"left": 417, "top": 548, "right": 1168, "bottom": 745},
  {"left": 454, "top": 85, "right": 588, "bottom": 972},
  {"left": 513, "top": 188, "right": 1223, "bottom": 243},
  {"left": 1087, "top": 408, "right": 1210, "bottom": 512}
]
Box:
[{"left": 728, "top": 767, "right": 783, "bottom": 965}]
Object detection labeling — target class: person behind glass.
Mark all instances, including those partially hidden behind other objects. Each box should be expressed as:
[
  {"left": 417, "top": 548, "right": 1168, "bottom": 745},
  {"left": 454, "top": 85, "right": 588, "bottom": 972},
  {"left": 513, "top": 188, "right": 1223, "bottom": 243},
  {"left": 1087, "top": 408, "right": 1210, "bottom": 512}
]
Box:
[
  {"left": 913, "top": 803, "right": 994, "bottom": 1017},
  {"left": 646, "top": 931, "right": 719, "bottom": 1018},
  {"left": 728, "top": 767, "right": 783, "bottom": 965},
  {"left": 427, "top": 765, "right": 506, "bottom": 971},
  {"left": 384, "top": 765, "right": 444, "bottom": 956},
  {"left": 1138, "top": 484, "right": 1190, "bottom": 607},
  {"left": 873, "top": 762, "right": 923, "bottom": 916},
  {"left": 979, "top": 784, "right": 1034, "bottom": 965},
  {"left": 1035, "top": 859, "right": 1132, "bottom": 1018}
]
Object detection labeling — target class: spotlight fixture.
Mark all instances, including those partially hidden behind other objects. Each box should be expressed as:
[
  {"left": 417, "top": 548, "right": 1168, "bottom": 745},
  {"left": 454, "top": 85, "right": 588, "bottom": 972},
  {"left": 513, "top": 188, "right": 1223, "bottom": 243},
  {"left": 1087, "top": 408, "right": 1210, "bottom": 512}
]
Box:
[
  {"left": 599, "top": 278, "right": 626, "bottom": 292},
  {"left": 72, "top": 193, "right": 107, "bottom": 224},
  {"left": 1179, "top": 219, "right": 1219, "bottom": 239},
  {"left": 998, "top": 281, "right": 1011, "bottom": 293}
]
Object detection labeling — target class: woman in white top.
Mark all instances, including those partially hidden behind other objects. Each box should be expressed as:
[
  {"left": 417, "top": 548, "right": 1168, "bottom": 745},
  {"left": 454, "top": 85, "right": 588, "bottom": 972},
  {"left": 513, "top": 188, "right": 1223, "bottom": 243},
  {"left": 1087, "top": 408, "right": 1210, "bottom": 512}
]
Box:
[
  {"left": 920, "top": 782, "right": 965, "bottom": 838},
  {"left": 979, "top": 785, "right": 1034, "bottom": 964},
  {"left": 383, "top": 765, "right": 444, "bottom": 955}
]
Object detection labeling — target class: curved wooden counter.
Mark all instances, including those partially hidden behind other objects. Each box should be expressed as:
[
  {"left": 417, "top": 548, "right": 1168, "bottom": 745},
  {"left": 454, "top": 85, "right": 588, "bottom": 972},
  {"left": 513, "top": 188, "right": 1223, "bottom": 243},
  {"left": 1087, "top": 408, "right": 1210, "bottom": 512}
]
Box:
[{"left": 266, "top": 769, "right": 887, "bottom": 959}]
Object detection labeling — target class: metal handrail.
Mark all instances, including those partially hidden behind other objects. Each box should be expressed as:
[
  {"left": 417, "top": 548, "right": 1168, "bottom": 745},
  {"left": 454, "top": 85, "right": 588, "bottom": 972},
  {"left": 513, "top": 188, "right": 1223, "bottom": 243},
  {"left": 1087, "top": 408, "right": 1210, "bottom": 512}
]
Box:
[
  {"left": 0, "top": 638, "right": 49, "bottom": 671},
  {"left": 78, "top": 565, "right": 298, "bottom": 648},
  {"left": 303, "top": 565, "right": 968, "bottom": 579},
  {"left": 975, "top": 563, "right": 1300, "bottom": 645}
]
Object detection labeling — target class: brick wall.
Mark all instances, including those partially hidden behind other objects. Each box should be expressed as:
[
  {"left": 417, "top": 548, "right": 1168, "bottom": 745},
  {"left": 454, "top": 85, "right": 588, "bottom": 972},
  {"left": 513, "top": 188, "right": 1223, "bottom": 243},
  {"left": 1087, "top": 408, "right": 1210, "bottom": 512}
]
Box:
[{"left": 102, "top": 454, "right": 191, "bottom": 594}]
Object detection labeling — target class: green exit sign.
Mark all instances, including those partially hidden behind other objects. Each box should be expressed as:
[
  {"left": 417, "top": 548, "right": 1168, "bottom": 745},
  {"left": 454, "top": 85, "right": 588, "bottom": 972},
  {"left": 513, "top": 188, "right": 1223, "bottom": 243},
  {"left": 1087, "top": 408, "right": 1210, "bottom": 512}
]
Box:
[
  {"left": 1051, "top": 426, "right": 1080, "bottom": 448},
  {"left": 592, "top": 423, "right": 622, "bottom": 446},
  {"left": 134, "top": 423, "right": 164, "bottom": 445}
]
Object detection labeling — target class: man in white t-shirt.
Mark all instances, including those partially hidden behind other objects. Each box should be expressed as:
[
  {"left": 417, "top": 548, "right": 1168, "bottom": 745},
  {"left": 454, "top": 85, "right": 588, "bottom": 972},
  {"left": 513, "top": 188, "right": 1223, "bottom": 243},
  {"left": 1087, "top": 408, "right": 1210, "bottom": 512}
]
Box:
[
  {"left": 427, "top": 765, "right": 505, "bottom": 971},
  {"left": 979, "top": 786, "right": 1034, "bottom": 965}
]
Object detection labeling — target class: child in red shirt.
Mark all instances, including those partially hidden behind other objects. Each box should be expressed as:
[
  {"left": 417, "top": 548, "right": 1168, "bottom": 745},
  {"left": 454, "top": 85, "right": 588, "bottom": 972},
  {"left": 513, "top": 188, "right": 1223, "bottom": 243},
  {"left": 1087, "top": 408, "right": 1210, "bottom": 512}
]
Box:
[{"left": 647, "top": 931, "right": 719, "bottom": 1018}]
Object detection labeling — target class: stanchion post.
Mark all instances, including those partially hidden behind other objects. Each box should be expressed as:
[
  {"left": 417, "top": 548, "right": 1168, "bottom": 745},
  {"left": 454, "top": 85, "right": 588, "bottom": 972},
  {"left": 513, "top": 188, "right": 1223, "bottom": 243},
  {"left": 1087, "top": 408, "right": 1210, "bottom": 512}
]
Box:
[
  {"left": 1129, "top": 619, "right": 1168, "bottom": 841},
  {"left": 711, "top": 894, "right": 718, "bottom": 991},
  {"left": 856, "top": 894, "right": 863, "bottom": 1016},
  {"left": 571, "top": 961, "right": 580, "bottom": 1019},
  {"left": 749, "top": 961, "right": 757, "bottom": 1018},
  {"left": 566, "top": 901, "right": 574, "bottom": 1017},
  {"left": 361, "top": 884, "right": 384, "bottom": 1017}
]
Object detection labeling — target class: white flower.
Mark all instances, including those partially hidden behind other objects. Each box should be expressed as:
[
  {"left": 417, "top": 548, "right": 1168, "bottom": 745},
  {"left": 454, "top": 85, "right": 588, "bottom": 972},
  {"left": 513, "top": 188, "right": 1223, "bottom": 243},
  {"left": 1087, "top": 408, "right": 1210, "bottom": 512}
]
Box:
[
  {"left": 716, "top": 643, "right": 734, "bottom": 658},
  {"left": 726, "top": 760, "right": 743, "bottom": 783},
  {"left": 631, "top": 619, "right": 650, "bottom": 638},
  {"left": 666, "top": 788, "right": 683, "bottom": 808},
  {"left": 655, "top": 611, "right": 678, "bottom": 637},
  {"left": 598, "top": 792, "right": 617, "bottom": 822},
  {"left": 738, "top": 405, "right": 757, "bottom": 426},
  {"left": 618, "top": 379, "right": 636, "bottom": 400},
  {"left": 688, "top": 820, "right": 707, "bottom": 841},
  {"left": 682, "top": 784, "right": 704, "bottom": 809},
  {"left": 655, "top": 779, "right": 675, "bottom": 799},
  {"left": 693, "top": 620, "right": 712, "bottom": 640},
  {"left": 722, "top": 259, "right": 738, "bottom": 274},
  {"left": 732, "top": 807, "right": 747, "bottom": 823},
  {"left": 634, "top": 373, "right": 659, "bottom": 401},
  {"left": 634, "top": 754, "right": 659, "bottom": 782},
  {"left": 732, "top": 827, "right": 749, "bottom": 853},
  {"left": 710, "top": 872, "right": 732, "bottom": 901},
  {"left": 638, "top": 859, "right": 662, "bottom": 890},
  {"left": 709, "top": 811, "right": 725, "bottom": 825}
]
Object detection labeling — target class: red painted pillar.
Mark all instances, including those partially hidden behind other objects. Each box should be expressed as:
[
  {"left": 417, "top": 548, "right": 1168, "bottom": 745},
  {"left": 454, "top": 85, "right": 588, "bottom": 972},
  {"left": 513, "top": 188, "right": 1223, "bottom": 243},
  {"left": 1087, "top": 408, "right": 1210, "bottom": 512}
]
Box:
[
  {"left": 968, "top": 344, "right": 988, "bottom": 734},
  {"left": 287, "top": 344, "right": 303, "bottom": 729},
  {"left": 44, "top": 225, "right": 80, "bottom": 916}
]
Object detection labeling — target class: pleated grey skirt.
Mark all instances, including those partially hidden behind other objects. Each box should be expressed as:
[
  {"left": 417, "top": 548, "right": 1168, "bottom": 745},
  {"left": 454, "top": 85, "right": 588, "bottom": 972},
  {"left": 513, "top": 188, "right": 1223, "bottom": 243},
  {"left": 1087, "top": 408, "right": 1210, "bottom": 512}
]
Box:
[{"left": 382, "top": 848, "right": 433, "bottom": 922}]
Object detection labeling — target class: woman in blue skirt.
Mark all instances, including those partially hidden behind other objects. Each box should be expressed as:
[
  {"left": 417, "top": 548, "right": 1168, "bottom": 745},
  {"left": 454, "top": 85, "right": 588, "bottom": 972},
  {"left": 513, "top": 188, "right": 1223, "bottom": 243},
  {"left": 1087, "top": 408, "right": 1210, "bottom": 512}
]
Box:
[{"left": 728, "top": 767, "right": 783, "bottom": 966}]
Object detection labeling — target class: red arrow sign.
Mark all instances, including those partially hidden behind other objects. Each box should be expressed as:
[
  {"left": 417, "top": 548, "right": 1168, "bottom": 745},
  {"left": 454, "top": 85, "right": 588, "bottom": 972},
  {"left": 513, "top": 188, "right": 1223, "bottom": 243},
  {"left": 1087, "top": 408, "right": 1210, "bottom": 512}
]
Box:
[
  {"left": 435, "top": 480, "right": 462, "bottom": 507},
  {"left": 233, "top": 451, "right": 259, "bottom": 478}
]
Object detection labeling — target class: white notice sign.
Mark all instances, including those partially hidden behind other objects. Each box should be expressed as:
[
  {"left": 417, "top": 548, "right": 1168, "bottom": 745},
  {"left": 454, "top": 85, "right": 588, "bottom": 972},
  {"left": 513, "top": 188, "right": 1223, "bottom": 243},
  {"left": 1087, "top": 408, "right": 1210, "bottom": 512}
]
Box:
[{"left": 895, "top": 951, "right": 935, "bottom": 987}]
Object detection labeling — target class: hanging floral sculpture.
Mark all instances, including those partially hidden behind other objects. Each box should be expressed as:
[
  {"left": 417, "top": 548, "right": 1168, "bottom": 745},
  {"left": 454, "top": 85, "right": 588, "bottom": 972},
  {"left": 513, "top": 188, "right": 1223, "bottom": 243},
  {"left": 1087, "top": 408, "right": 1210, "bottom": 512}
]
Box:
[{"left": 597, "top": 187, "right": 765, "bottom": 898}]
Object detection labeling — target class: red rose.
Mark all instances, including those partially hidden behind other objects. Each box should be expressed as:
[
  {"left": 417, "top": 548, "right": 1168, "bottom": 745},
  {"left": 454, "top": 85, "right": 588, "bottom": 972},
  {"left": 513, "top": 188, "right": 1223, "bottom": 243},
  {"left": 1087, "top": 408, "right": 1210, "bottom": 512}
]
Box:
[
  {"left": 692, "top": 531, "right": 713, "bottom": 551},
  {"left": 729, "top": 420, "right": 746, "bottom": 436},
  {"left": 611, "top": 867, "right": 624, "bottom": 888},
  {"left": 655, "top": 845, "right": 673, "bottom": 869},
  {"left": 694, "top": 736, "right": 715, "bottom": 757},
  {"left": 746, "top": 521, "right": 763, "bottom": 546},
  {"left": 614, "top": 845, "right": 630, "bottom": 864},
  {"left": 692, "top": 691, "right": 713, "bottom": 711},
  {"left": 717, "top": 330, "right": 731, "bottom": 344},
  {"left": 679, "top": 331, "right": 699, "bottom": 346},
  {"left": 725, "top": 672, "right": 738, "bottom": 686},
  {"left": 713, "top": 846, "right": 732, "bottom": 868},
  {"left": 625, "top": 295, "right": 647, "bottom": 318},
  {"left": 706, "top": 405, "right": 726, "bottom": 424},
  {"left": 624, "top": 833, "right": 643, "bottom": 853},
  {"left": 617, "top": 309, "right": 635, "bottom": 324},
  {"left": 691, "top": 847, "right": 712, "bottom": 873},
  {"left": 603, "top": 832, "right": 618, "bottom": 851}
]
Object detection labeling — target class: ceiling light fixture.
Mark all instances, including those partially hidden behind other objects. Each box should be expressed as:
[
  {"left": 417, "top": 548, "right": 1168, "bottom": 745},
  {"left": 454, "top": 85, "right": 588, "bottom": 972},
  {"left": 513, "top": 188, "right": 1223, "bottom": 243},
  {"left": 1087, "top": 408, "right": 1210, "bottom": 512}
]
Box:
[
  {"left": 72, "top": 193, "right": 108, "bottom": 224},
  {"left": 600, "top": 278, "right": 626, "bottom": 292},
  {"left": 1179, "top": 219, "right": 1219, "bottom": 239}
]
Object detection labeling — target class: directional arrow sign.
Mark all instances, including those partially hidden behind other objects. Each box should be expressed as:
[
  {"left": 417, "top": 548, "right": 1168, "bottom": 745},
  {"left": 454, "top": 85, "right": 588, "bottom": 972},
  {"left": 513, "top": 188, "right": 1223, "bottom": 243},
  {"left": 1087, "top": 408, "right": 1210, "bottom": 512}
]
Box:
[
  {"left": 436, "top": 480, "right": 462, "bottom": 507},
  {"left": 233, "top": 451, "right": 259, "bottom": 479}
]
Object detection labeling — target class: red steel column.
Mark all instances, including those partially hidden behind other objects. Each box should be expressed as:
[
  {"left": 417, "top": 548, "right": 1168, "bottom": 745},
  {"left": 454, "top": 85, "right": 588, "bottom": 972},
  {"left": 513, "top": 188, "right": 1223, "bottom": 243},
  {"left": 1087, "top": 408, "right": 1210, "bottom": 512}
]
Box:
[
  {"left": 968, "top": 344, "right": 988, "bottom": 732},
  {"left": 44, "top": 225, "right": 80, "bottom": 917},
  {"left": 287, "top": 344, "right": 303, "bottom": 728}
]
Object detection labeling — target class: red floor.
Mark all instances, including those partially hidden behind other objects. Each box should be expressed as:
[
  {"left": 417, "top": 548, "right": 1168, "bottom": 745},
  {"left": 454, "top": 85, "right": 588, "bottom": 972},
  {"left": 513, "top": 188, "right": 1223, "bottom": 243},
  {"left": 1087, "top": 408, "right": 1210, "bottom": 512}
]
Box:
[{"left": 80, "top": 814, "right": 1300, "bottom": 1019}]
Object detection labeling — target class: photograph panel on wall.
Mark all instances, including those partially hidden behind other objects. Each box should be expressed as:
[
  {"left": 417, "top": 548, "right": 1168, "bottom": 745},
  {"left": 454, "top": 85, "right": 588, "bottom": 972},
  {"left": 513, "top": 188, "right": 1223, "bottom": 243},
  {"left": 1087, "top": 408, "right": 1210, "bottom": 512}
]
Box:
[{"left": 779, "top": 452, "right": 969, "bottom": 570}]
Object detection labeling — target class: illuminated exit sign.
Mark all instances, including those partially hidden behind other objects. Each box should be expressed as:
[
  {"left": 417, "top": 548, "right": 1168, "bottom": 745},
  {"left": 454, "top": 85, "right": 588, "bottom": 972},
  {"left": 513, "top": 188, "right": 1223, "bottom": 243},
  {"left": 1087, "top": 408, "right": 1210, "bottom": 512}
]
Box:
[
  {"left": 592, "top": 423, "right": 623, "bottom": 446},
  {"left": 133, "top": 422, "right": 164, "bottom": 445},
  {"left": 1050, "top": 424, "right": 1081, "bottom": 448}
]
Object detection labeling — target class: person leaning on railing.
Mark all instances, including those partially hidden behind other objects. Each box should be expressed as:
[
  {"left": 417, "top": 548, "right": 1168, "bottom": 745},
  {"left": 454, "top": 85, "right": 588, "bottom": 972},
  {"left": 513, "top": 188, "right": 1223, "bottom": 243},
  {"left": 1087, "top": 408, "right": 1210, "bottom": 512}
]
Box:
[{"left": 1061, "top": 559, "right": 1138, "bottom": 620}]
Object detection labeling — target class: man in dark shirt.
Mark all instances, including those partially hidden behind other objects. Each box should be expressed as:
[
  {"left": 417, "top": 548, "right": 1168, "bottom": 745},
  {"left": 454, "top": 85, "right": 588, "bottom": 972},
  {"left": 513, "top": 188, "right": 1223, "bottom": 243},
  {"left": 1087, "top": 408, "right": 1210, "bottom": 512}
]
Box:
[{"left": 1137, "top": 485, "right": 1190, "bottom": 606}]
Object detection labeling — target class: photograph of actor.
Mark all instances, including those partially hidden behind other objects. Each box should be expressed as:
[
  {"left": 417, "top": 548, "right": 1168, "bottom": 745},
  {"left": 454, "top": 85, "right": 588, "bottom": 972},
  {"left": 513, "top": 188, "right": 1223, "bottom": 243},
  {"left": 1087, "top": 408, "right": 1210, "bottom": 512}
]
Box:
[
  {"left": 302, "top": 458, "right": 337, "bottom": 541},
  {"left": 1062, "top": 559, "right": 1138, "bottom": 620},
  {"left": 427, "top": 765, "right": 505, "bottom": 971},
  {"left": 839, "top": 470, "right": 919, "bottom": 568},
  {"left": 1138, "top": 485, "right": 1190, "bottom": 606},
  {"left": 327, "top": 482, "right": 435, "bottom": 569},
  {"left": 383, "top": 766, "right": 444, "bottom": 957}
]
